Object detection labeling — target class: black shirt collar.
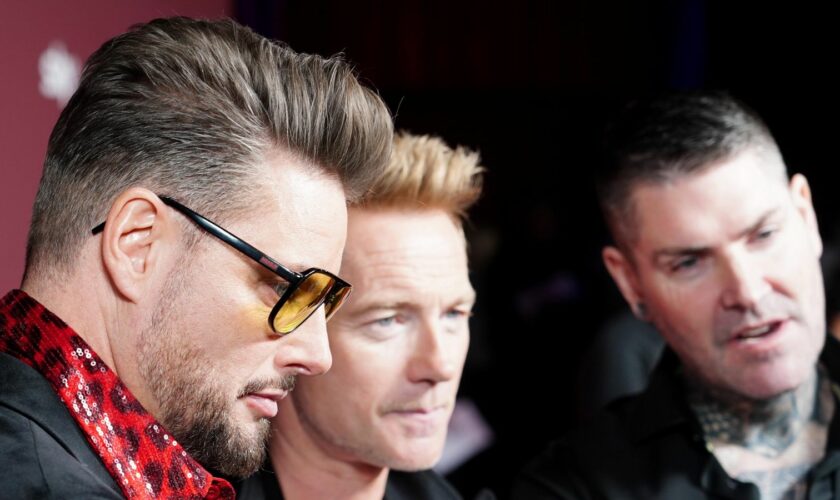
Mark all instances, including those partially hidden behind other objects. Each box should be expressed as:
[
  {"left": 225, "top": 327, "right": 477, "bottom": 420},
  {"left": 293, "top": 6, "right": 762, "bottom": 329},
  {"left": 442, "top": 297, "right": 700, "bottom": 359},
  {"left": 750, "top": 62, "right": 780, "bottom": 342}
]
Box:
[{"left": 625, "top": 334, "right": 840, "bottom": 444}]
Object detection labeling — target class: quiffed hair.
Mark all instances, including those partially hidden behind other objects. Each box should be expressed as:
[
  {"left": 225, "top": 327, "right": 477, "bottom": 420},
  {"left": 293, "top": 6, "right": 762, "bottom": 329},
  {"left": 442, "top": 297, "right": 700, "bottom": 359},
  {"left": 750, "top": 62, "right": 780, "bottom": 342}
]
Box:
[{"left": 26, "top": 17, "right": 393, "bottom": 277}]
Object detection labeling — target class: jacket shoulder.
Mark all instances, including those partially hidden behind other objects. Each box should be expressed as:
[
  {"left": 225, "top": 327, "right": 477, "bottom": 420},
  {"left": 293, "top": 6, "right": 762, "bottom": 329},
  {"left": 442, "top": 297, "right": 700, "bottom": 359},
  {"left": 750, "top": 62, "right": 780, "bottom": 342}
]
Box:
[
  {"left": 512, "top": 393, "right": 704, "bottom": 499},
  {"left": 0, "top": 353, "right": 122, "bottom": 498}
]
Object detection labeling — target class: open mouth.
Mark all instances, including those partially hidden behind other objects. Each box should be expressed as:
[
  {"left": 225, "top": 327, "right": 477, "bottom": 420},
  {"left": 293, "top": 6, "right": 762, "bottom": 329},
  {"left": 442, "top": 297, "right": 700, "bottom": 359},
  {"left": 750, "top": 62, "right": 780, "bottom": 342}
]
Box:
[{"left": 732, "top": 320, "right": 784, "bottom": 341}]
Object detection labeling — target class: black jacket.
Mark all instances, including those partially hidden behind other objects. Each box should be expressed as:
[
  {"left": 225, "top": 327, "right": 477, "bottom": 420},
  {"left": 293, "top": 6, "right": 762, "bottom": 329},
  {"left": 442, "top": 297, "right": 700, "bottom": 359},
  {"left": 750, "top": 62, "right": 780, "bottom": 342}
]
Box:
[
  {"left": 235, "top": 461, "right": 463, "bottom": 500},
  {"left": 0, "top": 352, "right": 122, "bottom": 498},
  {"left": 512, "top": 336, "right": 840, "bottom": 499}
]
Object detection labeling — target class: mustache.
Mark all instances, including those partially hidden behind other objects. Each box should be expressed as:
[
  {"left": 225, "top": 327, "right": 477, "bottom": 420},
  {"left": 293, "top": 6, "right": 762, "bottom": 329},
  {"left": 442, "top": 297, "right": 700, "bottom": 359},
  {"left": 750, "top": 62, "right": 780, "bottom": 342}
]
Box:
[{"left": 237, "top": 375, "right": 296, "bottom": 397}]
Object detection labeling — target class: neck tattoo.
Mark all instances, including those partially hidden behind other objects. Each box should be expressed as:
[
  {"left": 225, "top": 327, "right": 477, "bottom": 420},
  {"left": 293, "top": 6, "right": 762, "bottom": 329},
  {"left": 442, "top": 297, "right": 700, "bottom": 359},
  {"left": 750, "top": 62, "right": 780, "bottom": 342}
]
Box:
[{"left": 686, "top": 366, "right": 833, "bottom": 458}]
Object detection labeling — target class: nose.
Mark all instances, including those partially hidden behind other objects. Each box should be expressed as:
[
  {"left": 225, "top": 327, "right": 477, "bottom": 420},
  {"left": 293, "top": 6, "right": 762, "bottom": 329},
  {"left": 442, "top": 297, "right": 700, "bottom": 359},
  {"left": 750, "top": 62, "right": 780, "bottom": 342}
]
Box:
[
  {"left": 273, "top": 309, "right": 333, "bottom": 376},
  {"left": 719, "top": 250, "right": 770, "bottom": 311},
  {"left": 407, "top": 317, "right": 459, "bottom": 384}
]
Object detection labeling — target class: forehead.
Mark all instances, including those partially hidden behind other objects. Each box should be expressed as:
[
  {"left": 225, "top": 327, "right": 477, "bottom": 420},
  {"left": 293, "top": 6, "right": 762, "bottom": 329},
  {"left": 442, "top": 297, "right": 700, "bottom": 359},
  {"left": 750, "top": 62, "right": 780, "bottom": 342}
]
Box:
[
  {"left": 231, "top": 152, "right": 348, "bottom": 273},
  {"left": 626, "top": 148, "right": 790, "bottom": 256},
  {"left": 341, "top": 207, "right": 472, "bottom": 301}
]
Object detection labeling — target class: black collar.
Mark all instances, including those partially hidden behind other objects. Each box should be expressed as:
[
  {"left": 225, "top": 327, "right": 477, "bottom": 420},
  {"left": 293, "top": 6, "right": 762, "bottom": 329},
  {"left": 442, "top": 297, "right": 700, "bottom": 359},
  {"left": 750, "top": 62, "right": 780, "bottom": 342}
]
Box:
[{"left": 624, "top": 334, "right": 840, "bottom": 445}]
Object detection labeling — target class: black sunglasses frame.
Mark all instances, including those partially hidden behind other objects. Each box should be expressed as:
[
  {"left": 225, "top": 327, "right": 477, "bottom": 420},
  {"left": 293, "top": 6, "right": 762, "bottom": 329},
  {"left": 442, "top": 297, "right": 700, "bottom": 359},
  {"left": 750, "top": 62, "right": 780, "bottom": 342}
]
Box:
[{"left": 91, "top": 195, "right": 351, "bottom": 334}]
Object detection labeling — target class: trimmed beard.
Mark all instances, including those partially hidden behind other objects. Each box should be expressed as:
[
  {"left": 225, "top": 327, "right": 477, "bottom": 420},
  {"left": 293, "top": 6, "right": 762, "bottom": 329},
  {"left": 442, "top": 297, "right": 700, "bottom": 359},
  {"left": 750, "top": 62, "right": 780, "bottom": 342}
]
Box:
[{"left": 137, "top": 268, "right": 292, "bottom": 477}]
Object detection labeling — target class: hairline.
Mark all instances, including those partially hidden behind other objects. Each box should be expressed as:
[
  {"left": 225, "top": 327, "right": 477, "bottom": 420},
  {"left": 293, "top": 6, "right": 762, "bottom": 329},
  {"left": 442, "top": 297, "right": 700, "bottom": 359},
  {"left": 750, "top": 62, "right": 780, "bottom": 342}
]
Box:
[{"left": 605, "top": 141, "right": 790, "bottom": 255}]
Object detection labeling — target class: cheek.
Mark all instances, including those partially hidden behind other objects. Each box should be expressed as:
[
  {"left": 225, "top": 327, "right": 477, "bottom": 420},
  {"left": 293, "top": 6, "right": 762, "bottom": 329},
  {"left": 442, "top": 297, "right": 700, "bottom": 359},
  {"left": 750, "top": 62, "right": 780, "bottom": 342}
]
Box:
[
  {"left": 184, "top": 308, "right": 277, "bottom": 387},
  {"left": 783, "top": 238, "right": 822, "bottom": 290},
  {"left": 766, "top": 237, "right": 803, "bottom": 282},
  {"left": 451, "top": 332, "right": 470, "bottom": 378},
  {"left": 648, "top": 279, "right": 702, "bottom": 322},
  {"left": 647, "top": 280, "right": 718, "bottom": 343},
  {"left": 316, "top": 341, "right": 395, "bottom": 409},
  {"left": 176, "top": 272, "right": 261, "bottom": 336},
  {"left": 295, "top": 361, "right": 385, "bottom": 438}
]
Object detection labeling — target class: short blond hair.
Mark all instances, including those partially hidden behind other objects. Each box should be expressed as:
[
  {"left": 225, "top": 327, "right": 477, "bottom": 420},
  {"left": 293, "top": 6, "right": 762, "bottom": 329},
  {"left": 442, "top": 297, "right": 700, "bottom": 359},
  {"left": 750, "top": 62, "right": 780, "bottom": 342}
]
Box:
[{"left": 359, "top": 132, "right": 484, "bottom": 220}]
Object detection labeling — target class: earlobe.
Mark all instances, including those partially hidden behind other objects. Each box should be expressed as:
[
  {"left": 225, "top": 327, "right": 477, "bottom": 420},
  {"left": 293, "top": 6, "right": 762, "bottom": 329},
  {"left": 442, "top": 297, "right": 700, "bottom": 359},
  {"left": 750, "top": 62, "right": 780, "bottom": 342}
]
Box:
[
  {"left": 789, "top": 173, "right": 823, "bottom": 257},
  {"left": 100, "top": 189, "right": 171, "bottom": 302},
  {"left": 602, "top": 246, "right": 646, "bottom": 318}
]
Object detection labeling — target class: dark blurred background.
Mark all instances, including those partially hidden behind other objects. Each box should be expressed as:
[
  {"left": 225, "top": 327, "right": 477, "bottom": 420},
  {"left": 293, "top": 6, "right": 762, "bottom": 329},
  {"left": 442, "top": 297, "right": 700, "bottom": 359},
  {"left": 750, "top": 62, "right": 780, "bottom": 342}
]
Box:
[
  {"left": 3, "top": 1, "right": 840, "bottom": 497},
  {"left": 237, "top": 1, "right": 839, "bottom": 496}
]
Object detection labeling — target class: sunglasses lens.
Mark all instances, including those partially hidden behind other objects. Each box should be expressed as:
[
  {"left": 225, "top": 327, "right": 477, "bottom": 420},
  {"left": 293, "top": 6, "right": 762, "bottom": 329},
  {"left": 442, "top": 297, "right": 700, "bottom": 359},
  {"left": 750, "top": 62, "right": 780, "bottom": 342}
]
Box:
[
  {"left": 323, "top": 285, "right": 352, "bottom": 321},
  {"left": 272, "top": 272, "right": 334, "bottom": 334}
]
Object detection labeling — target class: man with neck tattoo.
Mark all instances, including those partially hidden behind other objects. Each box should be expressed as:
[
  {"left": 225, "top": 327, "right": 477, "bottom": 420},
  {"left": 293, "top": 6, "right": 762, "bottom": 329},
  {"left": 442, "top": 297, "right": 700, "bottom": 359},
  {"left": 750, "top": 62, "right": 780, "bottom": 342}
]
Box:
[{"left": 513, "top": 92, "right": 839, "bottom": 499}]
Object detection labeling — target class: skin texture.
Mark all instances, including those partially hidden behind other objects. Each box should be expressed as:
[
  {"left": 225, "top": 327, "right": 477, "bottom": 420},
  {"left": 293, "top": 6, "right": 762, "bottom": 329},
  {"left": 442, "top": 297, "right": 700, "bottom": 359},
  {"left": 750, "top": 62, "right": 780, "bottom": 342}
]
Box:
[
  {"left": 24, "top": 153, "right": 347, "bottom": 477},
  {"left": 271, "top": 207, "right": 474, "bottom": 499}
]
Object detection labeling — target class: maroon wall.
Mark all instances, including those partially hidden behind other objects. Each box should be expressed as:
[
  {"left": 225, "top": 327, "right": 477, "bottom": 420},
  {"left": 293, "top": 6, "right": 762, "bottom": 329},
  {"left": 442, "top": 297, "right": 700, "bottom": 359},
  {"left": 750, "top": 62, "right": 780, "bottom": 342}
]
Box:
[{"left": 0, "top": 1, "right": 231, "bottom": 291}]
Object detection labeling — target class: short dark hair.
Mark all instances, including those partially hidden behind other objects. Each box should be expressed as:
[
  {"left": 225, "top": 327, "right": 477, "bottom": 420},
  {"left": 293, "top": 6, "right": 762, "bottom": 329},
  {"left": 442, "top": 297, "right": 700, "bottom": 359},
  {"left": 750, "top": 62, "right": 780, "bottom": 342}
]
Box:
[
  {"left": 596, "top": 91, "right": 784, "bottom": 246},
  {"left": 26, "top": 17, "right": 393, "bottom": 278}
]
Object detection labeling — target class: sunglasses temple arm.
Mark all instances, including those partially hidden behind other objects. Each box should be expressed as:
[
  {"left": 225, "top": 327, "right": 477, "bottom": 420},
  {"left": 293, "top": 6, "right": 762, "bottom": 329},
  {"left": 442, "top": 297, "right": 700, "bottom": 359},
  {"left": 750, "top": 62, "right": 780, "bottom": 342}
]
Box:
[{"left": 160, "top": 197, "right": 301, "bottom": 282}]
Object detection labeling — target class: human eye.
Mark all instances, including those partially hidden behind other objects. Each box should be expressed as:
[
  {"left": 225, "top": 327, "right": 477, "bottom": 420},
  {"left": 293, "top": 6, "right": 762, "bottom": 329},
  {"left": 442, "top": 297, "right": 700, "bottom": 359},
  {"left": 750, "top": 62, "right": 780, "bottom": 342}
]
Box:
[
  {"left": 442, "top": 304, "right": 473, "bottom": 333},
  {"left": 364, "top": 312, "right": 408, "bottom": 340},
  {"left": 443, "top": 307, "right": 473, "bottom": 321},
  {"left": 752, "top": 226, "right": 778, "bottom": 245},
  {"left": 444, "top": 310, "right": 466, "bottom": 319},
  {"left": 670, "top": 256, "right": 699, "bottom": 273},
  {"left": 666, "top": 254, "right": 708, "bottom": 279},
  {"left": 373, "top": 315, "right": 398, "bottom": 327}
]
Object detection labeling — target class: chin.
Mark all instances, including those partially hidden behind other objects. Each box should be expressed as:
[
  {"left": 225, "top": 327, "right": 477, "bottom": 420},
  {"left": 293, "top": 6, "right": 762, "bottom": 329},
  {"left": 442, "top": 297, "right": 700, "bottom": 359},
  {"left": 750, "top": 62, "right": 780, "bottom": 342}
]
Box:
[
  {"left": 736, "top": 366, "right": 812, "bottom": 400},
  {"left": 382, "top": 440, "right": 444, "bottom": 471},
  {"left": 386, "top": 454, "right": 440, "bottom": 472}
]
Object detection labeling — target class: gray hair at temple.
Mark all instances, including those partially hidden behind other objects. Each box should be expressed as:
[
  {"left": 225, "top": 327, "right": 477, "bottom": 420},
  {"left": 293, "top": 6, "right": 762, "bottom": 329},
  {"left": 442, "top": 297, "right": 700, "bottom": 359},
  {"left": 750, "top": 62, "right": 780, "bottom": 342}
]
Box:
[
  {"left": 25, "top": 16, "right": 393, "bottom": 279},
  {"left": 596, "top": 91, "right": 786, "bottom": 247}
]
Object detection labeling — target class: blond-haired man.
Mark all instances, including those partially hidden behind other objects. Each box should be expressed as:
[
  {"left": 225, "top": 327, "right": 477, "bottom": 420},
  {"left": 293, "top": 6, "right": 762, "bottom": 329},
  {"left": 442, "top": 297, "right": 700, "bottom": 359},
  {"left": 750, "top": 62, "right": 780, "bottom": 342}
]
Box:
[{"left": 236, "top": 133, "right": 484, "bottom": 499}]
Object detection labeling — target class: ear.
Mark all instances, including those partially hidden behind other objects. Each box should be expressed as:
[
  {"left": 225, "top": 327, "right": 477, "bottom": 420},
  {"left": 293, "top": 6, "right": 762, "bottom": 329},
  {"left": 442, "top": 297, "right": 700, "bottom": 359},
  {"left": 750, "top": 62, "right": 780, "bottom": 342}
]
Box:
[
  {"left": 99, "top": 188, "right": 174, "bottom": 302},
  {"left": 602, "top": 245, "right": 647, "bottom": 319},
  {"left": 789, "top": 173, "right": 822, "bottom": 258}
]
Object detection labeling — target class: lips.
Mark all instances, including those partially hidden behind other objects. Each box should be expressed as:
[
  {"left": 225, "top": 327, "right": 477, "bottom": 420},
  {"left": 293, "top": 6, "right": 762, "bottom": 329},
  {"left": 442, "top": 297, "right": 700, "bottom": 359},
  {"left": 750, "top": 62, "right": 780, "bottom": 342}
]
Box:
[
  {"left": 383, "top": 404, "right": 450, "bottom": 438},
  {"left": 730, "top": 319, "right": 784, "bottom": 342},
  {"left": 392, "top": 405, "right": 446, "bottom": 415},
  {"left": 387, "top": 404, "right": 449, "bottom": 422},
  {"left": 243, "top": 391, "right": 288, "bottom": 419},
  {"left": 736, "top": 323, "right": 776, "bottom": 339}
]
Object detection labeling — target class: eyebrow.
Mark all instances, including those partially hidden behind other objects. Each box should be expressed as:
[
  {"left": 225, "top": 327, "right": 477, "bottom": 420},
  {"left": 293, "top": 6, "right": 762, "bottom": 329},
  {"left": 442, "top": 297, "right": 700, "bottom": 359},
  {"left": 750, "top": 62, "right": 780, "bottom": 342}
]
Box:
[
  {"left": 651, "top": 207, "right": 782, "bottom": 261},
  {"left": 352, "top": 301, "right": 413, "bottom": 316},
  {"left": 351, "top": 292, "right": 477, "bottom": 317}
]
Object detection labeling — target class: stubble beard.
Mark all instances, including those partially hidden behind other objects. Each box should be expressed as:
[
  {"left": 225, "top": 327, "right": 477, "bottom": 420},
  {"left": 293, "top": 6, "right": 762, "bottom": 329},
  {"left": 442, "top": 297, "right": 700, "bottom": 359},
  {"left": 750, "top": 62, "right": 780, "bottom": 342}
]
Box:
[{"left": 137, "top": 271, "right": 270, "bottom": 478}]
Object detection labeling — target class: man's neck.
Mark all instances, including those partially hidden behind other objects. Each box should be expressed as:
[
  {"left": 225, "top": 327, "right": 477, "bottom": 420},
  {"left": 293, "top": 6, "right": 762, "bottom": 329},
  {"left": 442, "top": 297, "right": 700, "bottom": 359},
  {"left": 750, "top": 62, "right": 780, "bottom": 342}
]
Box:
[
  {"left": 21, "top": 274, "right": 119, "bottom": 367},
  {"left": 686, "top": 366, "right": 835, "bottom": 499},
  {"left": 270, "top": 403, "right": 389, "bottom": 500},
  {"left": 20, "top": 267, "right": 158, "bottom": 418},
  {"left": 686, "top": 367, "right": 832, "bottom": 457}
]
